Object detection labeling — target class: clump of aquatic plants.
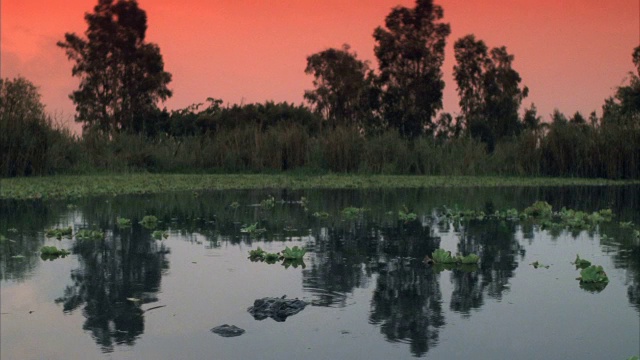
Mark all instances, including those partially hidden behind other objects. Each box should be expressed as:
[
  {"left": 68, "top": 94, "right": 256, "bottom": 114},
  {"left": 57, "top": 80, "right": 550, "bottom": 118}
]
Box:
[
  {"left": 76, "top": 229, "right": 104, "bottom": 241},
  {"left": 248, "top": 247, "right": 268, "bottom": 260},
  {"left": 248, "top": 246, "right": 307, "bottom": 268},
  {"left": 312, "top": 211, "right": 329, "bottom": 219},
  {"left": 577, "top": 265, "right": 609, "bottom": 293},
  {"left": 152, "top": 230, "right": 168, "bottom": 240},
  {"left": 40, "top": 246, "right": 70, "bottom": 260},
  {"left": 341, "top": 206, "right": 367, "bottom": 219},
  {"left": 45, "top": 226, "right": 72, "bottom": 240},
  {"left": 140, "top": 215, "right": 158, "bottom": 229},
  {"left": 260, "top": 195, "right": 276, "bottom": 209},
  {"left": 426, "top": 249, "right": 480, "bottom": 267},
  {"left": 241, "top": 222, "right": 266, "bottom": 235},
  {"left": 572, "top": 254, "right": 591, "bottom": 269},
  {"left": 116, "top": 217, "right": 132, "bottom": 228},
  {"left": 530, "top": 261, "right": 550, "bottom": 269},
  {"left": 281, "top": 246, "right": 306, "bottom": 260},
  {"left": 398, "top": 205, "right": 417, "bottom": 223},
  {"left": 523, "top": 201, "right": 553, "bottom": 219},
  {"left": 578, "top": 265, "right": 609, "bottom": 284}
]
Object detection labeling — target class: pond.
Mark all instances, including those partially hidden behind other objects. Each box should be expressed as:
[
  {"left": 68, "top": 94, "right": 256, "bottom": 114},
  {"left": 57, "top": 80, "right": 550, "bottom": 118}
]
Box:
[{"left": 1, "top": 186, "right": 639, "bottom": 359}]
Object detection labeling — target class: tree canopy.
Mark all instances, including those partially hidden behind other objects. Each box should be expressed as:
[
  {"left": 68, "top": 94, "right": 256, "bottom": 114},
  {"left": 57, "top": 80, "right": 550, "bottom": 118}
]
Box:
[
  {"left": 58, "top": 0, "right": 172, "bottom": 134},
  {"left": 453, "top": 34, "right": 528, "bottom": 150},
  {"left": 373, "top": 0, "right": 451, "bottom": 138},
  {"left": 304, "top": 44, "right": 379, "bottom": 131}
]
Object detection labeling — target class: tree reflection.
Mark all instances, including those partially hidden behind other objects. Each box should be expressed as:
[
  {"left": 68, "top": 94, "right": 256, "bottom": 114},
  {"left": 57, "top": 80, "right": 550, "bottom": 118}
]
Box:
[
  {"left": 55, "top": 223, "right": 168, "bottom": 352},
  {"left": 367, "top": 220, "right": 443, "bottom": 357}
]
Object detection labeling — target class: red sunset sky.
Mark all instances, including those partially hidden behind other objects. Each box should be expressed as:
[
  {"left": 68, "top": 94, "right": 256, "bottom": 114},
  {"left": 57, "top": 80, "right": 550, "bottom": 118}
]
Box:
[{"left": 1, "top": 0, "right": 638, "bottom": 130}]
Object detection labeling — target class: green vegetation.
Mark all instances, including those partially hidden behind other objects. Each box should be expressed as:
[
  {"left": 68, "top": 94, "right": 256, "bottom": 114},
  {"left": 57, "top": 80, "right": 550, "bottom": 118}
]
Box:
[
  {"left": 248, "top": 246, "right": 306, "bottom": 267},
  {"left": 260, "top": 195, "right": 276, "bottom": 209},
  {"left": 398, "top": 206, "right": 418, "bottom": 222},
  {"left": 530, "top": 261, "right": 550, "bottom": 269},
  {"left": 240, "top": 223, "right": 266, "bottom": 235},
  {"left": 312, "top": 211, "right": 330, "bottom": 219},
  {"left": 5, "top": 174, "right": 634, "bottom": 200},
  {"left": 523, "top": 201, "right": 553, "bottom": 218},
  {"left": 427, "top": 249, "right": 480, "bottom": 266},
  {"left": 578, "top": 265, "right": 609, "bottom": 284},
  {"left": 280, "top": 246, "right": 306, "bottom": 260},
  {"left": 40, "top": 246, "right": 70, "bottom": 259},
  {"left": 76, "top": 229, "right": 104, "bottom": 241},
  {"left": 116, "top": 217, "right": 132, "bottom": 228},
  {"left": 140, "top": 215, "right": 158, "bottom": 229},
  {"left": 45, "top": 226, "right": 73, "bottom": 240},
  {"left": 152, "top": 230, "right": 168, "bottom": 240},
  {"left": 573, "top": 255, "right": 591, "bottom": 269},
  {"left": 342, "top": 207, "right": 368, "bottom": 219}
]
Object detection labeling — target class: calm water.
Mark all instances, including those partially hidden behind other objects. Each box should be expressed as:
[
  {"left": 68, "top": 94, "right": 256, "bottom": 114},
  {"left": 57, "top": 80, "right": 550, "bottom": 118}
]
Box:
[{"left": 1, "top": 186, "right": 639, "bottom": 359}]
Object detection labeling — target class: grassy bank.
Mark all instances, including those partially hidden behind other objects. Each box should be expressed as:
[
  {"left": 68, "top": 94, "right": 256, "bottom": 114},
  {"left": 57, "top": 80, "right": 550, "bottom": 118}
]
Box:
[{"left": 1, "top": 174, "right": 638, "bottom": 200}]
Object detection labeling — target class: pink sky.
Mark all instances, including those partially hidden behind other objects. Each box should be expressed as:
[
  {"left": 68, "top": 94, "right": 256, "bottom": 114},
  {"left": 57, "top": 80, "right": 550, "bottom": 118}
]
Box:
[{"left": 2, "top": 0, "right": 638, "bottom": 130}]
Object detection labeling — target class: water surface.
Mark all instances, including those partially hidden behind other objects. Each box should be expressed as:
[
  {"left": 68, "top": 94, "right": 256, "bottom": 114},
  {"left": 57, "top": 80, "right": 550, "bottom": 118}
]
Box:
[{"left": 1, "top": 186, "right": 639, "bottom": 359}]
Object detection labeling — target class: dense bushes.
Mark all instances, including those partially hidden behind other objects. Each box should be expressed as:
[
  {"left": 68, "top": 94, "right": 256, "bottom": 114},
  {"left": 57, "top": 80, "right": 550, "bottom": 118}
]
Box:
[{"left": 2, "top": 77, "right": 639, "bottom": 179}]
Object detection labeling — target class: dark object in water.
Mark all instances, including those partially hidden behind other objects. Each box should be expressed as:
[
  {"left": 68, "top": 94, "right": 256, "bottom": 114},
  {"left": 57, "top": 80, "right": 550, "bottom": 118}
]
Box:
[
  {"left": 210, "top": 324, "right": 245, "bottom": 337},
  {"left": 247, "top": 295, "right": 308, "bottom": 322}
]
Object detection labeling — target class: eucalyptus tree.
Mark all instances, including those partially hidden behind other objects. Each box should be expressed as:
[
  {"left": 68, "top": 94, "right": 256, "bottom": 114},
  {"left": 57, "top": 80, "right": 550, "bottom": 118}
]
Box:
[
  {"left": 453, "top": 35, "right": 528, "bottom": 151},
  {"left": 373, "top": 0, "right": 451, "bottom": 138},
  {"left": 304, "top": 44, "right": 380, "bottom": 132},
  {"left": 602, "top": 46, "right": 640, "bottom": 128},
  {"left": 58, "top": 0, "right": 172, "bottom": 134}
]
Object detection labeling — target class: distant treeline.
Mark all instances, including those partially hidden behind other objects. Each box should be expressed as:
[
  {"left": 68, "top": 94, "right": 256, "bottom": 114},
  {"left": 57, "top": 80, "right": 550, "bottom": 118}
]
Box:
[
  {"left": 1, "top": 0, "right": 639, "bottom": 179},
  {"left": 1, "top": 88, "right": 638, "bottom": 179}
]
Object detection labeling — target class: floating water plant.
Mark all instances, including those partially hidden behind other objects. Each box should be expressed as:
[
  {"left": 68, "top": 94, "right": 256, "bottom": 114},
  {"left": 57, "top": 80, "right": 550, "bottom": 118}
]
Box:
[
  {"left": 241, "top": 222, "right": 266, "bottom": 235},
  {"left": 530, "top": 261, "right": 550, "bottom": 269},
  {"left": 248, "top": 247, "right": 267, "bottom": 260},
  {"left": 152, "top": 230, "right": 169, "bottom": 240},
  {"left": 523, "top": 201, "right": 553, "bottom": 219},
  {"left": 116, "top": 217, "right": 132, "bottom": 228},
  {"left": 398, "top": 206, "right": 417, "bottom": 223},
  {"left": 260, "top": 195, "right": 276, "bottom": 209},
  {"left": 140, "top": 215, "right": 158, "bottom": 229},
  {"left": 312, "top": 211, "right": 329, "bottom": 219},
  {"left": 573, "top": 254, "right": 591, "bottom": 269},
  {"left": 248, "top": 247, "right": 280, "bottom": 262},
  {"left": 578, "top": 265, "right": 609, "bottom": 283},
  {"left": 426, "top": 249, "right": 480, "bottom": 268},
  {"left": 45, "top": 226, "right": 73, "bottom": 240},
  {"left": 76, "top": 229, "right": 104, "bottom": 241},
  {"left": 619, "top": 221, "right": 634, "bottom": 228},
  {"left": 430, "top": 249, "right": 457, "bottom": 264},
  {"left": 229, "top": 201, "right": 240, "bottom": 209},
  {"left": 280, "top": 246, "right": 306, "bottom": 260},
  {"left": 264, "top": 252, "right": 280, "bottom": 263},
  {"left": 341, "top": 207, "right": 367, "bottom": 219},
  {"left": 459, "top": 253, "right": 480, "bottom": 264},
  {"left": 40, "top": 246, "right": 70, "bottom": 260}
]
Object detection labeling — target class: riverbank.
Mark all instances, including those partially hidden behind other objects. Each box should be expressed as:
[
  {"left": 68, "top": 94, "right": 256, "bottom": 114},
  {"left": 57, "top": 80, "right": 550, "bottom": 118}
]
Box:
[{"left": 2, "top": 174, "right": 638, "bottom": 200}]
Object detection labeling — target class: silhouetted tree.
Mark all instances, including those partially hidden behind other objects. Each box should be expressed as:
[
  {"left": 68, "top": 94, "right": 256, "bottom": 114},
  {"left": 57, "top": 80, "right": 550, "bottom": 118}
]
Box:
[
  {"left": 373, "top": 0, "right": 451, "bottom": 138},
  {"left": 602, "top": 46, "right": 640, "bottom": 128},
  {"left": 453, "top": 35, "right": 528, "bottom": 151},
  {"left": 58, "top": 0, "right": 172, "bottom": 134},
  {"left": 0, "top": 77, "right": 50, "bottom": 176},
  {"left": 304, "top": 44, "right": 380, "bottom": 131}
]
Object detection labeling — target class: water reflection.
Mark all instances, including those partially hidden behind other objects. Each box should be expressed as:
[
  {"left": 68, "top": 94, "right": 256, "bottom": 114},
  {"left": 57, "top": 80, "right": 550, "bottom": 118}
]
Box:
[
  {"left": 54, "top": 224, "right": 169, "bottom": 352},
  {"left": 1, "top": 186, "right": 639, "bottom": 357}
]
